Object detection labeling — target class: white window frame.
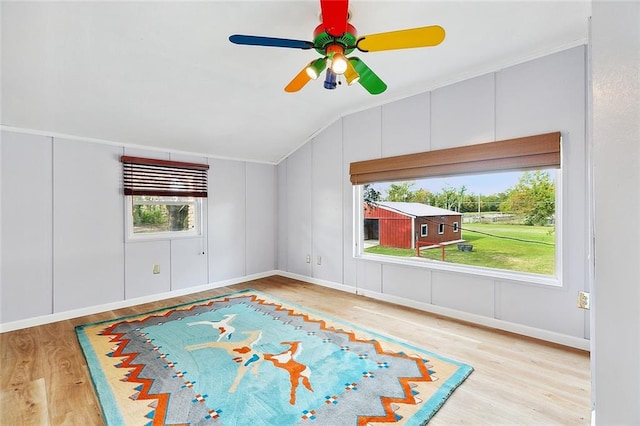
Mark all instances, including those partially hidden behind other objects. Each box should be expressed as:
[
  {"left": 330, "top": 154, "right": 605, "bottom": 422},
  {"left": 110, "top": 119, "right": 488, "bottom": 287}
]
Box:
[
  {"left": 453, "top": 222, "right": 459, "bottom": 233},
  {"left": 438, "top": 223, "right": 445, "bottom": 235},
  {"left": 420, "top": 224, "right": 428, "bottom": 237},
  {"left": 353, "top": 173, "right": 562, "bottom": 287},
  {"left": 125, "top": 196, "right": 203, "bottom": 241}
]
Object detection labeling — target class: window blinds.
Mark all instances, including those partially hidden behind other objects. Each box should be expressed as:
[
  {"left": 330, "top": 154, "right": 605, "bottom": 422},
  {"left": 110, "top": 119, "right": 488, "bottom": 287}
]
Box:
[
  {"left": 121, "top": 156, "right": 210, "bottom": 197},
  {"left": 349, "top": 132, "right": 561, "bottom": 185}
]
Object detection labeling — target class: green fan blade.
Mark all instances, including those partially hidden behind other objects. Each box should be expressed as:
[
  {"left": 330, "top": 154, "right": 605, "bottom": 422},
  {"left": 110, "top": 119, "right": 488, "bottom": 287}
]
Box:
[{"left": 349, "top": 57, "right": 387, "bottom": 95}]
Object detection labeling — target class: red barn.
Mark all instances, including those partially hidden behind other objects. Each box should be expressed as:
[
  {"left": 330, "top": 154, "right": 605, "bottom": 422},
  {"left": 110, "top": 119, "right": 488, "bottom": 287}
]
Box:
[{"left": 364, "top": 202, "right": 462, "bottom": 249}]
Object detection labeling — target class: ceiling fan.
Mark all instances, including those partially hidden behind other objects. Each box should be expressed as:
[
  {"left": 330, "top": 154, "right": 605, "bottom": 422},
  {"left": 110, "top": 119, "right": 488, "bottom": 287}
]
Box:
[{"left": 229, "top": 0, "right": 445, "bottom": 95}]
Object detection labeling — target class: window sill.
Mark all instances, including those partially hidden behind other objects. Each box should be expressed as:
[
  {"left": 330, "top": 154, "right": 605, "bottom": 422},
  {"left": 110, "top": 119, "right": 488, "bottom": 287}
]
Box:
[
  {"left": 126, "top": 232, "right": 203, "bottom": 242},
  {"left": 355, "top": 252, "right": 561, "bottom": 287}
]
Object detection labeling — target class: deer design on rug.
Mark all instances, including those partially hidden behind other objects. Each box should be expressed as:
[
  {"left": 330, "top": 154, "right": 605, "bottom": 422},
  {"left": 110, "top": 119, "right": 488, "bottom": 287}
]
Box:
[
  {"left": 263, "top": 341, "right": 314, "bottom": 405},
  {"left": 187, "top": 314, "right": 237, "bottom": 342},
  {"left": 185, "top": 314, "right": 313, "bottom": 404},
  {"left": 185, "top": 329, "right": 263, "bottom": 393}
]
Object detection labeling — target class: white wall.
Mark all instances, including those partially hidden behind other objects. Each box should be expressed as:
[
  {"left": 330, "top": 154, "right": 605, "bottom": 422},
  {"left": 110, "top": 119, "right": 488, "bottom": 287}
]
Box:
[
  {"left": 1, "top": 132, "right": 53, "bottom": 320},
  {"left": 591, "top": 1, "right": 640, "bottom": 423},
  {"left": 279, "top": 46, "right": 590, "bottom": 346},
  {"left": 285, "top": 142, "right": 312, "bottom": 277},
  {"left": 342, "top": 106, "right": 383, "bottom": 290},
  {"left": 0, "top": 132, "right": 277, "bottom": 325},
  {"left": 53, "top": 138, "right": 125, "bottom": 312},
  {"left": 208, "top": 159, "right": 246, "bottom": 281},
  {"left": 311, "top": 120, "right": 343, "bottom": 284},
  {"left": 245, "top": 162, "right": 277, "bottom": 276}
]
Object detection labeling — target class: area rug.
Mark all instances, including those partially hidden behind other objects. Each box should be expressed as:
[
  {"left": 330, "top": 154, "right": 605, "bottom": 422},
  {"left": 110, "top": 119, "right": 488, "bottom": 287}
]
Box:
[{"left": 76, "top": 289, "right": 473, "bottom": 425}]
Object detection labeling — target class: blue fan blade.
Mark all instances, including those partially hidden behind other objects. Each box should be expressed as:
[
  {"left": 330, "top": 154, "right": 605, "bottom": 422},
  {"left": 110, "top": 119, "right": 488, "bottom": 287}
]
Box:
[{"left": 229, "top": 34, "right": 314, "bottom": 50}]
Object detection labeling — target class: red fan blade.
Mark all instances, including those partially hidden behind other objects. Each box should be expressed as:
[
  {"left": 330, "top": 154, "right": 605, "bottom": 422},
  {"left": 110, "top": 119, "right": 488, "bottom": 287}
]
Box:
[{"left": 320, "top": 0, "right": 349, "bottom": 37}]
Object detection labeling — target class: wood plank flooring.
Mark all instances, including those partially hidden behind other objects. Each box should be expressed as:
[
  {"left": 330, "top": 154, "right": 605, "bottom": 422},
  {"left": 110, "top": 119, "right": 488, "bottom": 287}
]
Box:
[{"left": 0, "top": 275, "right": 591, "bottom": 425}]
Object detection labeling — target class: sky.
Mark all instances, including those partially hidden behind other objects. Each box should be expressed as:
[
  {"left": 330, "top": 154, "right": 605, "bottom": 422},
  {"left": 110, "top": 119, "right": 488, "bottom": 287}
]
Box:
[
  {"left": 416, "top": 171, "right": 523, "bottom": 195},
  {"left": 371, "top": 170, "right": 543, "bottom": 197}
]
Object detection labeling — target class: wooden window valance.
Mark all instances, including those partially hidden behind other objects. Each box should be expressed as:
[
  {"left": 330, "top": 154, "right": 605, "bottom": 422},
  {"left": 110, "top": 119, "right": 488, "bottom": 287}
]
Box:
[
  {"left": 121, "top": 156, "right": 210, "bottom": 197},
  {"left": 349, "top": 132, "right": 561, "bottom": 185}
]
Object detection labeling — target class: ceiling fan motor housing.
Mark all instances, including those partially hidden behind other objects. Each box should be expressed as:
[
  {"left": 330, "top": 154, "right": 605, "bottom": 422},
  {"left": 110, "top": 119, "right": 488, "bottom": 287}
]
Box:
[{"left": 313, "top": 23, "right": 357, "bottom": 55}]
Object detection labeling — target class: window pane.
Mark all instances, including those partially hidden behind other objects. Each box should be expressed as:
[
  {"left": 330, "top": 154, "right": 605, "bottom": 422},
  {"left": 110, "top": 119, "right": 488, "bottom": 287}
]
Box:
[
  {"left": 131, "top": 196, "right": 198, "bottom": 235},
  {"left": 361, "top": 170, "right": 556, "bottom": 276}
]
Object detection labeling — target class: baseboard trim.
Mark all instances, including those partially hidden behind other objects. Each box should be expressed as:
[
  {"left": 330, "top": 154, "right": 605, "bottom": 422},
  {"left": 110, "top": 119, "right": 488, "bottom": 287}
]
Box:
[
  {"left": 0, "top": 271, "right": 278, "bottom": 333},
  {"left": 276, "top": 271, "right": 357, "bottom": 294},
  {"left": 278, "top": 271, "right": 590, "bottom": 351}
]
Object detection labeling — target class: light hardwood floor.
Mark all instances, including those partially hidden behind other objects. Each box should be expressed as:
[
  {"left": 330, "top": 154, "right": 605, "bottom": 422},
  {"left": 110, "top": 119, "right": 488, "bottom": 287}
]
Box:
[{"left": 0, "top": 275, "right": 591, "bottom": 425}]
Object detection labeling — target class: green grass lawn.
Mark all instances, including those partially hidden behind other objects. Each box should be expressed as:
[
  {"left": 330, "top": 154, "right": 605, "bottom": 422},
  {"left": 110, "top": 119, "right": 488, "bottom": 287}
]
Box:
[{"left": 365, "top": 223, "right": 555, "bottom": 275}]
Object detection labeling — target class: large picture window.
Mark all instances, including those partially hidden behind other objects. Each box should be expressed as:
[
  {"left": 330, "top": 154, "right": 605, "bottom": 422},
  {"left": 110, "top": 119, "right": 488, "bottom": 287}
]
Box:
[
  {"left": 121, "top": 156, "right": 209, "bottom": 240},
  {"left": 351, "top": 132, "right": 561, "bottom": 282}
]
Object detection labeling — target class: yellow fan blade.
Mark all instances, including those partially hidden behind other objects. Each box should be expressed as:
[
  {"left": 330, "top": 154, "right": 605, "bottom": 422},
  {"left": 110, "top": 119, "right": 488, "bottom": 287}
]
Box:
[
  {"left": 284, "top": 66, "right": 313, "bottom": 93},
  {"left": 357, "top": 25, "right": 445, "bottom": 52}
]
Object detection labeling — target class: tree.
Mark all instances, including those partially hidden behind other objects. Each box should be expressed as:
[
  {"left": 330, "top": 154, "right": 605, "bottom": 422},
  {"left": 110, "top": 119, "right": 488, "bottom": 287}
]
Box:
[
  {"left": 133, "top": 204, "right": 167, "bottom": 226},
  {"left": 385, "top": 182, "right": 416, "bottom": 202},
  {"left": 483, "top": 193, "right": 507, "bottom": 212},
  {"left": 456, "top": 185, "right": 467, "bottom": 212},
  {"left": 167, "top": 205, "right": 189, "bottom": 231},
  {"left": 460, "top": 192, "right": 480, "bottom": 213},
  {"left": 413, "top": 188, "right": 432, "bottom": 204},
  {"left": 363, "top": 184, "right": 381, "bottom": 208},
  {"left": 434, "top": 185, "right": 461, "bottom": 211},
  {"left": 500, "top": 171, "right": 555, "bottom": 225}
]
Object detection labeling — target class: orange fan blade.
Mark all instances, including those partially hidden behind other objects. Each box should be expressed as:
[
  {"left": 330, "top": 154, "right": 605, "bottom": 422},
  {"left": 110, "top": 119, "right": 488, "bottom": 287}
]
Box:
[{"left": 285, "top": 65, "right": 313, "bottom": 93}]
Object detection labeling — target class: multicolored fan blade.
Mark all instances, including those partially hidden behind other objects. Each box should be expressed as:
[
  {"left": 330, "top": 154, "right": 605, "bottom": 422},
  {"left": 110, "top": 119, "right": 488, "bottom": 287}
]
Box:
[
  {"left": 229, "top": 34, "right": 314, "bottom": 50},
  {"left": 284, "top": 66, "right": 313, "bottom": 93},
  {"left": 320, "top": 0, "right": 349, "bottom": 37},
  {"left": 349, "top": 57, "right": 387, "bottom": 95},
  {"left": 356, "top": 25, "right": 445, "bottom": 52}
]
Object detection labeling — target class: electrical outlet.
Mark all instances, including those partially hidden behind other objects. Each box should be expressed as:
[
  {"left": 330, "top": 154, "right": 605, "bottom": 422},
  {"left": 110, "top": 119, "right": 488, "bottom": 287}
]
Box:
[
  {"left": 305, "top": 254, "right": 311, "bottom": 264},
  {"left": 578, "top": 291, "right": 590, "bottom": 309},
  {"left": 152, "top": 264, "right": 160, "bottom": 274},
  {"left": 317, "top": 256, "right": 322, "bottom": 265}
]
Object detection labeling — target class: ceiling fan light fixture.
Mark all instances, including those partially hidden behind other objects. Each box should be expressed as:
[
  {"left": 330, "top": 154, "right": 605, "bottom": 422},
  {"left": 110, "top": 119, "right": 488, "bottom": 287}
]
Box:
[
  {"left": 344, "top": 59, "right": 360, "bottom": 85},
  {"left": 331, "top": 53, "right": 348, "bottom": 74},
  {"left": 306, "top": 57, "right": 327, "bottom": 79},
  {"left": 326, "top": 44, "right": 348, "bottom": 75},
  {"left": 323, "top": 68, "right": 337, "bottom": 89}
]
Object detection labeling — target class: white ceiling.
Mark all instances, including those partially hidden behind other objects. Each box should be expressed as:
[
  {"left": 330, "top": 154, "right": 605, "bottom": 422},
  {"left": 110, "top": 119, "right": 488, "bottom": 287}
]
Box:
[{"left": 1, "top": 1, "right": 590, "bottom": 164}]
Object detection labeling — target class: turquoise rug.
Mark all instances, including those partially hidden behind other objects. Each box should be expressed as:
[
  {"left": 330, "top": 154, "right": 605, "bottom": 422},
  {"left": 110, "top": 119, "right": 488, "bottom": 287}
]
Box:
[{"left": 76, "top": 289, "right": 473, "bottom": 425}]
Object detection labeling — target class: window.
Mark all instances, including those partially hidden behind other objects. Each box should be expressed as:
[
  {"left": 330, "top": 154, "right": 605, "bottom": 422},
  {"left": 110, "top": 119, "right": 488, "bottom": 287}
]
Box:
[
  {"left": 122, "top": 156, "right": 209, "bottom": 239},
  {"left": 420, "top": 224, "right": 428, "bottom": 237},
  {"left": 353, "top": 132, "right": 560, "bottom": 282},
  {"left": 128, "top": 196, "right": 202, "bottom": 237}
]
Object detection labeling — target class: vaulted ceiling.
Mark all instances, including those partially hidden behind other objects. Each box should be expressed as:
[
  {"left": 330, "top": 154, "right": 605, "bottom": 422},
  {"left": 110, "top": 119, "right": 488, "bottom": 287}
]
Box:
[{"left": 1, "top": 1, "right": 590, "bottom": 164}]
